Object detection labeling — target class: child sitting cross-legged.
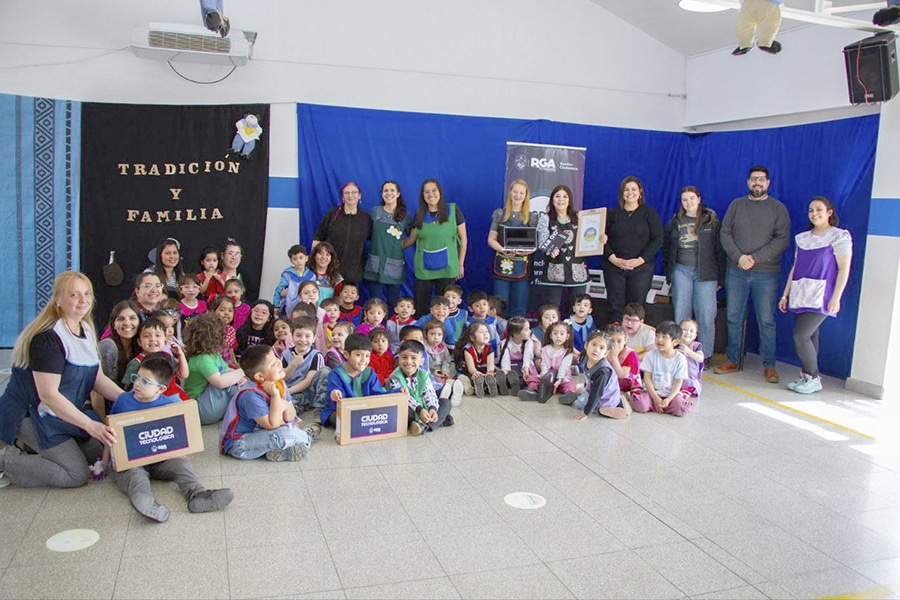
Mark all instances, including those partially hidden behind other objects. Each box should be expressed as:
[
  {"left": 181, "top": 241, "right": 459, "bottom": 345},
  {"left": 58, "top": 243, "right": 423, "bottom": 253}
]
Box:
[
  {"left": 519, "top": 321, "right": 575, "bottom": 404},
  {"left": 572, "top": 331, "right": 632, "bottom": 420},
  {"left": 454, "top": 321, "right": 499, "bottom": 398},
  {"left": 220, "top": 344, "right": 322, "bottom": 462},
  {"left": 631, "top": 321, "right": 694, "bottom": 417},
  {"left": 282, "top": 317, "right": 330, "bottom": 417},
  {"left": 323, "top": 333, "right": 395, "bottom": 429},
  {"left": 496, "top": 316, "right": 537, "bottom": 397},
  {"left": 112, "top": 353, "right": 233, "bottom": 523},
  {"left": 388, "top": 339, "right": 453, "bottom": 436}
]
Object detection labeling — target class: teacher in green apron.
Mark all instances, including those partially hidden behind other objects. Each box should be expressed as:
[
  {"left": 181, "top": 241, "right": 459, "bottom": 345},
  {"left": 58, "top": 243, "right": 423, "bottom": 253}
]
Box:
[
  {"left": 364, "top": 180, "right": 412, "bottom": 308},
  {"left": 402, "top": 179, "right": 468, "bottom": 318}
]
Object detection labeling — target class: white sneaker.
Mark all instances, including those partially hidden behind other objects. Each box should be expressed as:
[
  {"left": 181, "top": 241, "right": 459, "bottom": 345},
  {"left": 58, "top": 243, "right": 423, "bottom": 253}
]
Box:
[
  {"left": 794, "top": 375, "right": 823, "bottom": 395},
  {"left": 787, "top": 373, "right": 807, "bottom": 391},
  {"left": 449, "top": 380, "right": 464, "bottom": 407},
  {"left": 0, "top": 472, "right": 10, "bottom": 488}
]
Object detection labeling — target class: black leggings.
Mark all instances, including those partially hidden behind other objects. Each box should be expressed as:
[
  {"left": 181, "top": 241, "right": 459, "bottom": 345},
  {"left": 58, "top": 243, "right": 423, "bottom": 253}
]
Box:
[{"left": 414, "top": 277, "right": 455, "bottom": 318}]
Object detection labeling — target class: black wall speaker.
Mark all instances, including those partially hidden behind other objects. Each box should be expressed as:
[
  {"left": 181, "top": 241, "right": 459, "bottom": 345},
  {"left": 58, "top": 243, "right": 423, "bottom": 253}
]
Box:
[{"left": 843, "top": 33, "right": 899, "bottom": 105}]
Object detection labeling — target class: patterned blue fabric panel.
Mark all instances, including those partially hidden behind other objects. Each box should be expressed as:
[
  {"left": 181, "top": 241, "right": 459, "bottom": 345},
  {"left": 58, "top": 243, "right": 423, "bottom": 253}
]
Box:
[{"left": 0, "top": 93, "right": 80, "bottom": 347}]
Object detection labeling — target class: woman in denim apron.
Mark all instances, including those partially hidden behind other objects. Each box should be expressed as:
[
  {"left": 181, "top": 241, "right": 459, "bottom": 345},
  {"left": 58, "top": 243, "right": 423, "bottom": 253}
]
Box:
[{"left": 0, "top": 272, "right": 121, "bottom": 488}]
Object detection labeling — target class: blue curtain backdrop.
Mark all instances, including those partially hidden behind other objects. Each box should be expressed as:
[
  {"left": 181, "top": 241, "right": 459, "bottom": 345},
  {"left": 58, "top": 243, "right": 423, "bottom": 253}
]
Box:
[
  {"left": 0, "top": 94, "right": 81, "bottom": 347},
  {"left": 297, "top": 103, "right": 877, "bottom": 379}
]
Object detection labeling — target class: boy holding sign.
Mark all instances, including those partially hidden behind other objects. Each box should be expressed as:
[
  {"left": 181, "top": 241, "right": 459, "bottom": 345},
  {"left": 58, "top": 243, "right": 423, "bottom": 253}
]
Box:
[{"left": 110, "top": 353, "right": 233, "bottom": 523}]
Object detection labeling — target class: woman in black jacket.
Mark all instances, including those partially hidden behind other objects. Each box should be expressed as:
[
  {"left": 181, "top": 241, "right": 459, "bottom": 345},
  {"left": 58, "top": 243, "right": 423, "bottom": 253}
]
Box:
[
  {"left": 604, "top": 176, "right": 664, "bottom": 323},
  {"left": 663, "top": 186, "right": 725, "bottom": 358}
]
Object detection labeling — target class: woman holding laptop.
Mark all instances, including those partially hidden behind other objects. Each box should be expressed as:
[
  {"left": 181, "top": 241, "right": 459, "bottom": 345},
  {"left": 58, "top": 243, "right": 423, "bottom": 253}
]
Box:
[{"left": 487, "top": 179, "right": 539, "bottom": 319}]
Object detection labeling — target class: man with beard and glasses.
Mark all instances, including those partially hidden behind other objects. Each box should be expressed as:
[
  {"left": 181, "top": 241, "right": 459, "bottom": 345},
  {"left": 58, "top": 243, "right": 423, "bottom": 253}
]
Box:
[{"left": 715, "top": 166, "right": 791, "bottom": 384}]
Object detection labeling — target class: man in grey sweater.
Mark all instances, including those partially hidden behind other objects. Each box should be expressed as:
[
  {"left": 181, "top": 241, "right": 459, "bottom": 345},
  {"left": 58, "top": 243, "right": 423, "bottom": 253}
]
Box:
[{"left": 715, "top": 166, "right": 791, "bottom": 383}]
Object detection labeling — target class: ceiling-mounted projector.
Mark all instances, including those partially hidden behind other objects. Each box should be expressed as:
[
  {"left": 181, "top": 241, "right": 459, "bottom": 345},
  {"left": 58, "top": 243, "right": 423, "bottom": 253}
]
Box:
[{"left": 131, "top": 22, "right": 256, "bottom": 66}]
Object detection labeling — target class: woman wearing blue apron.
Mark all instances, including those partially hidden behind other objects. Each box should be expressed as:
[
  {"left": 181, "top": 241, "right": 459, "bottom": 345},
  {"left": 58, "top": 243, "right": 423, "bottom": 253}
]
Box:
[
  {"left": 403, "top": 179, "right": 469, "bottom": 318},
  {"left": 0, "top": 272, "right": 121, "bottom": 488}
]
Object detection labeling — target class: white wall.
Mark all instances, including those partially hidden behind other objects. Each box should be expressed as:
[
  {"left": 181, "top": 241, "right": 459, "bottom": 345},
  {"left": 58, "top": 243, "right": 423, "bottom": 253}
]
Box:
[
  {"left": 0, "top": 0, "right": 687, "bottom": 131},
  {"left": 0, "top": 0, "right": 690, "bottom": 305}
]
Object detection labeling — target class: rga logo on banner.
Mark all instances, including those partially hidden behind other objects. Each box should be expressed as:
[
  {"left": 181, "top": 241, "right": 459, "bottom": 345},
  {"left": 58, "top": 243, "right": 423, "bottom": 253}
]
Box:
[
  {"left": 531, "top": 157, "right": 557, "bottom": 173},
  {"left": 515, "top": 154, "right": 528, "bottom": 170}
]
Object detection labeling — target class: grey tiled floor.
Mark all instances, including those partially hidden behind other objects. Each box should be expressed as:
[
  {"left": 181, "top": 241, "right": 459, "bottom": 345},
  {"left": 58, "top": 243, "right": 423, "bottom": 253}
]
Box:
[{"left": 1, "top": 353, "right": 900, "bottom": 599}]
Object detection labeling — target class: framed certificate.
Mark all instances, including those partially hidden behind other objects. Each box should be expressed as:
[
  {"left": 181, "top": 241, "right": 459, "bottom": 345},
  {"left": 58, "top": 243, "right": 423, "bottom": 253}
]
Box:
[{"left": 574, "top": 208, "right": 606, "bottom": 257}]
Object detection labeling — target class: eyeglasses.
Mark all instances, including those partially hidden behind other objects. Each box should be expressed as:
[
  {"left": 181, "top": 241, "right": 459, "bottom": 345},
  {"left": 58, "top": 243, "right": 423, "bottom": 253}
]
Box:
[
  {"left": 342, "top": 190, "right": 360, "bottom": 196},
  {"left": 622, "top": 316, "right": 642, "bottom": 324},
  {"left": 140, "top": 283, "right": 164, "bottom": 290},
  {"left": 130, "top": 373, "right": 166, "bottom": 389},
  {"left": 251, "top": 307, "right": 270, "bottom": 315},
  {"left": 748, "top": 175, "right": 768, "bottom": 182},
  {"left": 224, "top": 251, "right": 242, "bottom": 258}
]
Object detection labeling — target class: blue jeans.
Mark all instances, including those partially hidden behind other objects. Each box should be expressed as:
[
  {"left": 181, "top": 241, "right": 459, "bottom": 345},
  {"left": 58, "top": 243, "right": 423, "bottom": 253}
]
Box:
[
  {"left": 724, "top": 267, "right": 780, "bottom": 368},
  {"left": 366, "top": 281, "right": 403, "bottom": 309},
  {"left": 493, "top": 278, "right": 530, "bottom": 319},
  {"left": 225, "top": 424, "right": 312, "bottom": 460},
  {"left": 671, "top": 264, "right": 718, "bottom": 358}
]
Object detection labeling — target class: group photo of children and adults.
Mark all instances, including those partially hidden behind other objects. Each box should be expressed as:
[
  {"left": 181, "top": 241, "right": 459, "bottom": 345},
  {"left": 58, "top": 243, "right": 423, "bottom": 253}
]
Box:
[{"left": 0, "top": 155, "right": 852, "bottom": 521}]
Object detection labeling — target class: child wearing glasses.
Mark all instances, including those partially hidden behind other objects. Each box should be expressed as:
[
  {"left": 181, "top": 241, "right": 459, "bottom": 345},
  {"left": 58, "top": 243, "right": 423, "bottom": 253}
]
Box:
[{"left": 110, "top": 353, "right": 233, "bottom": 523}]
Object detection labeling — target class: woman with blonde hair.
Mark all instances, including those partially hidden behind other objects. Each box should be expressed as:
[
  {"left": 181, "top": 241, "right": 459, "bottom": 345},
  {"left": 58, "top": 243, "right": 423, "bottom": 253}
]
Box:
[
  {"left": 0, "top": 271, "right": 121, "bottom": 488},
  {"left": 486, "top": 179, "right": 539, "bottom": 318}
]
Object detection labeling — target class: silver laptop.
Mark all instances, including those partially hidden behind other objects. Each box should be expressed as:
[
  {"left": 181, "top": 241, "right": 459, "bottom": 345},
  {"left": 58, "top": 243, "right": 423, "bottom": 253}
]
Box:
[{"left": 500, "top": 226, "right": 537, "bottom": 252}]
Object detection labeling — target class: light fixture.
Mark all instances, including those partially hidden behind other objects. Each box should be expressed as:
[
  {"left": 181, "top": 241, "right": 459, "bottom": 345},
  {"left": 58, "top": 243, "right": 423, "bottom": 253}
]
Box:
[{"left": 678, "top": 0, "right": 729, "bottom": 13}]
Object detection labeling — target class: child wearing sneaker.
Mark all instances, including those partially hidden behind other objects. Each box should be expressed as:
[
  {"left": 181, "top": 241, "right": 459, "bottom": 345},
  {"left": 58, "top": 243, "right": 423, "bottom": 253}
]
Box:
[
  {"left": 622, "top": 302, "right": 656, "bottom": 359},
  {"left": 282, "top": 317, "right": 330, "bottom": 413},
  {"left": 423, "top": 319, "right": 464, "bottom": 407},
  {"left": 388, "top": 340, "right": 453, "bottom": 436},
  {"left": 564, "top": 293, "right": 595, "bottom": 356},
  {"left": 572, "top": 332, "right": 631, "bottom": 420},
  {"left": 677, "top": 319, "right": 705, "bottom": 398},
  {"left": 112, "top": 353, "right": 233, "bottom": 522},
  {"left": 631, "top": 321, "right": 694, "bottom": 417},
  {"left": 497, "top": 317, "right": 536, "bottom": 397},
  {"left": 324, "top": 333, "right": 393, "bottom": 428},
  {"left": 454, "top": 321, "right": 499, "bottom": 397},
  {"left": 386, "top": 296, "right": 416, "bottom": 354},
  {"left": 520, "top": 322, "right": 577, "bottom": 404},
  {"left": 221, "top": 345, "right": 321, "bottom": 462}
]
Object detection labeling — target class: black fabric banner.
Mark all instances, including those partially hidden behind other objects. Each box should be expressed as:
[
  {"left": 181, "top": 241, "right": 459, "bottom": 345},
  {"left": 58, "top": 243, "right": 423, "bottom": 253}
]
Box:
[{"left": 81, "top": 103, "right": 269, "bottom": 323}]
